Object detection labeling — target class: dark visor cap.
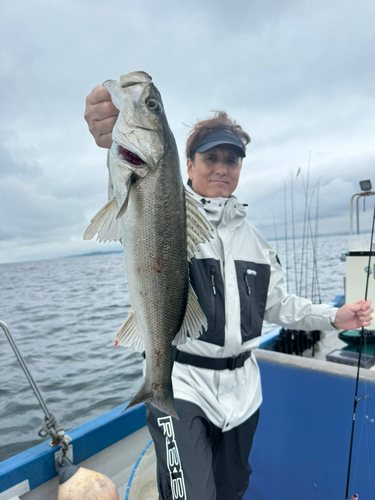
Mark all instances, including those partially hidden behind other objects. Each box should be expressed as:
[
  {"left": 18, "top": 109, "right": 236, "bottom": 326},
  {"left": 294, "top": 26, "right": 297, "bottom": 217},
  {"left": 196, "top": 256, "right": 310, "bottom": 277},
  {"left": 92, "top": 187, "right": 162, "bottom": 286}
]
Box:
[{"left": 193, "top": 130, "right": 246, "bottom": 158}]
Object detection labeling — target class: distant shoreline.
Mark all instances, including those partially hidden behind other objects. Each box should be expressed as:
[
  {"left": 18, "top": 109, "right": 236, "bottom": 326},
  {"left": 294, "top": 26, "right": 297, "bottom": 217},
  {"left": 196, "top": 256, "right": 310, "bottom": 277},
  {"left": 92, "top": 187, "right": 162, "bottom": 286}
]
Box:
[
  {"left": 0, "top": 250, "right": 123, "bottom": 266},
  {"left": 1, "top": 231, "right": 370, "bottom": 266},
  {"left": 64, "top": 250, "right": 123, "bottom": 259}
]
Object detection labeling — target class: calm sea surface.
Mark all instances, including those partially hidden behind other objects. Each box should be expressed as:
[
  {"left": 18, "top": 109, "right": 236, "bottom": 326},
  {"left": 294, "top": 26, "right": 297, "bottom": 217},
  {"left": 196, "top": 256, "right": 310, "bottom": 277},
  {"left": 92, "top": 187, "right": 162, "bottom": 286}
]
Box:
[{"left": 0, "top": 234, "right": 348, "bottom": 463}]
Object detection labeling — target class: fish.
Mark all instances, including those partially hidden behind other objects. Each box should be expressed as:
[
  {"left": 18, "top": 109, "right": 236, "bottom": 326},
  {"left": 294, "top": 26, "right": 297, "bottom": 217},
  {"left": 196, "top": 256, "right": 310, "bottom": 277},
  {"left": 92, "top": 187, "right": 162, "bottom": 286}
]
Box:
[{"left": 83, "top": 71, "right": 212, "bottom": 418}]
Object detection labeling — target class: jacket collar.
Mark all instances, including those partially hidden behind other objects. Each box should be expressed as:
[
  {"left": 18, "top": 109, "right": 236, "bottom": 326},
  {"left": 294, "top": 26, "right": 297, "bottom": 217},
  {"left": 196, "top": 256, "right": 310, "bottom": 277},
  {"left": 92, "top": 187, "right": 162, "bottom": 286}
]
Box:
[{"left": 186, "top": 184, "right": 247, "bottom": 231}]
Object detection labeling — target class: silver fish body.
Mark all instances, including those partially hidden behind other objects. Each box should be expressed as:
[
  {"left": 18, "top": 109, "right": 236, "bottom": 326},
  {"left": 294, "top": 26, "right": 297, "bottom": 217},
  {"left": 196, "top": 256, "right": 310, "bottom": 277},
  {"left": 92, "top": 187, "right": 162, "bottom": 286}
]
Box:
[
  {"left": 117, "top": 127, "right": 189, "bottom": 417},
  {"left": 84, "top": 71, "right": 212, "bottom": 417}
]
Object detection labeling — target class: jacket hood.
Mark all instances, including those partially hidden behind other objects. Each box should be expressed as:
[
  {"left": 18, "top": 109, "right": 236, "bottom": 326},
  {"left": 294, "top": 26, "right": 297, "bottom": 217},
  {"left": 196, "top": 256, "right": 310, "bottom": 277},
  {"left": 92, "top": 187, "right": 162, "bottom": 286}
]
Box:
[{"left": 186, "top": 184, "right": 247, "bottom": 231}]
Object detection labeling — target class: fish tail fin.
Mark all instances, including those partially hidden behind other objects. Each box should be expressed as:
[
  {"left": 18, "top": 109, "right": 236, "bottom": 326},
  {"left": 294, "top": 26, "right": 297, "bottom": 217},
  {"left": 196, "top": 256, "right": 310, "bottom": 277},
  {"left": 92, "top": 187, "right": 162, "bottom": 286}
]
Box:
[{"left": 123, "top": 382, "right": 179, "bottom": 419}]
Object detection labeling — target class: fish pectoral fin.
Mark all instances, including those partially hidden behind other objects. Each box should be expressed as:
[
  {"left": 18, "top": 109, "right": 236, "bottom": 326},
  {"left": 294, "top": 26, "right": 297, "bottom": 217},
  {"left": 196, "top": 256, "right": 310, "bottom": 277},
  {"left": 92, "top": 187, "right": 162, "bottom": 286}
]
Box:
[
  {"left": 83, "top": 197, "right": 122, "bottom": 242},
  {"left": 185, "top": 189, "right": 214, "bottom": 260},
  {"left": 114, "top": 310, "right": 144, "bottom": 352},
  {"left": 172, "top": 283, "right": 207, "bottom": 345}
]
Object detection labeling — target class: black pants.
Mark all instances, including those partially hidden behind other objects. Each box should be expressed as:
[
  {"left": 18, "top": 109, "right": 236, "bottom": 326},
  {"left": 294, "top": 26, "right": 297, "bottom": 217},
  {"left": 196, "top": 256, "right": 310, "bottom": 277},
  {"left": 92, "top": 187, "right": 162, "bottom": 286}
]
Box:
[{"left": 146, "top": 399, "right": 260, "bottom": 500}]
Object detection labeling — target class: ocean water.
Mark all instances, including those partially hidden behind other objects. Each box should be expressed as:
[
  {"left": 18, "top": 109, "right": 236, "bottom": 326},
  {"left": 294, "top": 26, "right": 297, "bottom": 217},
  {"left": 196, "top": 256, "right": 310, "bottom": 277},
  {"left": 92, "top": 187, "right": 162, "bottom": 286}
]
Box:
[{"left": 0, "top": 234, "right": 348, "bottom": 463}]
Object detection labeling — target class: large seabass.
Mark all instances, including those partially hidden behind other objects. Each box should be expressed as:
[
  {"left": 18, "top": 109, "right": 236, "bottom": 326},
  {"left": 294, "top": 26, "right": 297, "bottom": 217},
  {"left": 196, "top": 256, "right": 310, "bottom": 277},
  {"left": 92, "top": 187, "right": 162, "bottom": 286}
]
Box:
[{"left": 84, "top": 71, "right": 212, "bottom": 418}]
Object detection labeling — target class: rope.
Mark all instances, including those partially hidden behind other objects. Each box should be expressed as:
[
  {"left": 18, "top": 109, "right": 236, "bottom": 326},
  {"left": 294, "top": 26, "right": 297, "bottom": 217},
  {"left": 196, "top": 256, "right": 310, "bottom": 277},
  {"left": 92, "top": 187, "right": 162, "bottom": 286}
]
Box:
[
  {"left": 0, "top": 321, "right": 72, "bottom": 468},
  {"left": 38, "top": 412, "right": 71, "bottom": 462}
]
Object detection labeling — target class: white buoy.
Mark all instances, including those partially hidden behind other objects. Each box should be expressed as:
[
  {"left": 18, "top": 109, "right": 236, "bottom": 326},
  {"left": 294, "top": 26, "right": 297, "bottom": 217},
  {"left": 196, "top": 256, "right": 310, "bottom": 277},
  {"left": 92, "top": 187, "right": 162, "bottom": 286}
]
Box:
[{"left": 56, "top": 457, "right": 119, "bottom": 500}]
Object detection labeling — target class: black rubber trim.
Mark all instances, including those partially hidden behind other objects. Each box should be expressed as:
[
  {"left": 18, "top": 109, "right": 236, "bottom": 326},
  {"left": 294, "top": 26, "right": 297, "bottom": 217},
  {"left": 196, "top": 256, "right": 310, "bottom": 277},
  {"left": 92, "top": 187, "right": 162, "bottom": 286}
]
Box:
[
  {"left": 235, "top": 260, "right": 271, "bottom": 343},
  {"left": 347, "top": 251, "right": 375, "bottom": 257},
  {"left": 189, "top": 258, "right": 225, "bottom": 346},
  {"left": 175, "top": 349, "right": 251, "bottom": 370}
]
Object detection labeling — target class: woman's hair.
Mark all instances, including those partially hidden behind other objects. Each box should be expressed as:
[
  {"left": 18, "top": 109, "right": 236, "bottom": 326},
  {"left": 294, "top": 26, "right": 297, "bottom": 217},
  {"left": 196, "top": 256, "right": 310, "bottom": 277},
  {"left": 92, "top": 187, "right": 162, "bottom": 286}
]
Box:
[{"left": 185, "top": 111, "right": 251, "bottom": 160}]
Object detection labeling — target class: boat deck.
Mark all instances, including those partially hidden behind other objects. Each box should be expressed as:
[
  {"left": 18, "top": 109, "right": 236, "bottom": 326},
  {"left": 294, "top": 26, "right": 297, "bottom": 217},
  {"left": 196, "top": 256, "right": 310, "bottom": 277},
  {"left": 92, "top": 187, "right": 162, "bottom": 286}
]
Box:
[
  {"left": 2, "top": 332, "right": 375, "bottom": 500},
  {"left": 22, "top": 426, "right": 153, "bottom": 500}
]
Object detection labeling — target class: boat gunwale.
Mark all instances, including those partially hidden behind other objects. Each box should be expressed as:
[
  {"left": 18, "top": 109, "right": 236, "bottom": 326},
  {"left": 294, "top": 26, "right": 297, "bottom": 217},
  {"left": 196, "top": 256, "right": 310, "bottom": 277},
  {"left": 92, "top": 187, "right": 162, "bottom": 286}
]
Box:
[
  {"left": 0, "top": 402, "right": 146, "bottom": 493},
  {"left": 254, "top": 348, "right": 375, "bottom": 382}
]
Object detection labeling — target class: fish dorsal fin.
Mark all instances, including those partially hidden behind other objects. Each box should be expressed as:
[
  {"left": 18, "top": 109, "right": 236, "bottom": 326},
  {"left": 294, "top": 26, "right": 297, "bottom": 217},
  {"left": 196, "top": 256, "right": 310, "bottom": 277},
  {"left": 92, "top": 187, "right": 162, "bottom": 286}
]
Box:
[
  {"left": 185, "top": 189, "right": 213, "bottom": 260},
  {"left": 83, "top": 197, "right": 122, "bottom": 242},
  {"left": 114, "top": 310, "right": 144, "bottom": 352},
  {"left": 172, "top": 282, "right": 207, "bottom": 345}
]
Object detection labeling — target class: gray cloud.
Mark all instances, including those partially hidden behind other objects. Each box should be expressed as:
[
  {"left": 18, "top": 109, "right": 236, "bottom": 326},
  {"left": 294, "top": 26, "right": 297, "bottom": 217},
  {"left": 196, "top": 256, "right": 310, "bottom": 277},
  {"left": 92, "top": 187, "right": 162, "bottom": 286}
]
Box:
[{"left": 0, "top": 0, "right": 374, "bottom": 263}]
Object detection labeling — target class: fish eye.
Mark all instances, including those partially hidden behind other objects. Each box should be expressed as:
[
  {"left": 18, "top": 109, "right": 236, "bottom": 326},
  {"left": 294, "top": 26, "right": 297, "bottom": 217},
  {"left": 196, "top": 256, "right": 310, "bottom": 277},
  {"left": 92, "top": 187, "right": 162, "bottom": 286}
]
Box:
[{"left": 146, "top": 99, "right": 160, "bottom": 111}]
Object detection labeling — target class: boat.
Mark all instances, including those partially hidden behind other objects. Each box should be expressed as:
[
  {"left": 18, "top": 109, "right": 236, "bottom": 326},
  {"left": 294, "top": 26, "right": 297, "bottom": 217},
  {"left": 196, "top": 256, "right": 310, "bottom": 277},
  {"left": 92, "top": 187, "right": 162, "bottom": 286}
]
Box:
[{"left": 1, "top": 183, "right": 374, "bottom": 500}]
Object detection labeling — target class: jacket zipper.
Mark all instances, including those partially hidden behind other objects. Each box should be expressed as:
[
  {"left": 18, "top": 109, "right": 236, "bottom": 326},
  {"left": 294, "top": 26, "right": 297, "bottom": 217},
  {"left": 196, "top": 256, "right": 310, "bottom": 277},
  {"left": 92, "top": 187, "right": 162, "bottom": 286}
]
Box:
[
  {"left": 244, "top": 272, "right": 251, "bottom": 295},
  {"left": 244, "top": 270, "right": 252, "bottom": 336},
  {"left": 210, "top": 266, "right": 217, "bottom": 296},
  {"left": 210, "top": 266, "right": 217, "bottom": 331}
]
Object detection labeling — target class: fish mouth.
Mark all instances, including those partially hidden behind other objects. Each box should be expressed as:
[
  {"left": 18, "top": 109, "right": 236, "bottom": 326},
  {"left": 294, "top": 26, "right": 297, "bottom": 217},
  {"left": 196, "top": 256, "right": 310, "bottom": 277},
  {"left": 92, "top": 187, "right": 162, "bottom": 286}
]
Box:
[
  {"left": 118, "top": 145, "right": 146, "bottom": 166},
  {"left": 113, "top": 143, "right": 147, "bottom": 167}
]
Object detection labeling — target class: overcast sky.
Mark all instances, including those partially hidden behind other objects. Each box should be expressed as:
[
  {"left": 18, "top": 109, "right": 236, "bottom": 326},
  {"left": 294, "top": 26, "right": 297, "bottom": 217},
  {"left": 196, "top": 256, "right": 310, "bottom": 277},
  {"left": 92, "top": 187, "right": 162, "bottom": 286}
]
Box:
[{"left": 1, "top": 0, "right": 374, "bottom": 264}]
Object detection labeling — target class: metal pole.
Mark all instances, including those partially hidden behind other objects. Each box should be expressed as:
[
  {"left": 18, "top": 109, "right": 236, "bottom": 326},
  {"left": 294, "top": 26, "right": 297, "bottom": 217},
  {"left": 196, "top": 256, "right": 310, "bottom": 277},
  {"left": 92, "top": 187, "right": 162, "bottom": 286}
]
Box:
[
  {"left": 356, "top": 196, "right": 360, "bottom": 235},
  {"left": 0, "top": 320, "right": 51, "bottom": 419}
]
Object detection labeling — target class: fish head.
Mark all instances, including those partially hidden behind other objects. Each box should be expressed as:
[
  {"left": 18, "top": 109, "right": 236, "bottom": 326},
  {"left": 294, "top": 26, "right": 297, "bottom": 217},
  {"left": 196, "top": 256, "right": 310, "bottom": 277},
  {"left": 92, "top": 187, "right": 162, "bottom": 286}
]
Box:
[{"left": 103, "top": 71, "right": 172, "bottom": 178}]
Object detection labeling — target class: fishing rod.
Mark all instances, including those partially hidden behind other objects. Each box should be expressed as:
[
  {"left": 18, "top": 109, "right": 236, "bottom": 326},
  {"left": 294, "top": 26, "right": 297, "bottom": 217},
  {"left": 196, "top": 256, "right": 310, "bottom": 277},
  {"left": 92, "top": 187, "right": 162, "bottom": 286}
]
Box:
[
  {"left": 269, "top": 208, "right": 279, "bottom": 255},
  {"left": 290, "top": 172, "right": 298, "bottom": 295},
  {"left": 298, "top": 154, "right": 311, "bottom": 297},
  {"left": 284, "top": 180, "right": 289, "bottom": 293},
  {"left": 344, "top": 200, "right": 375, "bottom": 500},
  {"left": 304, "top": 154, "right": 311, "bottom": 299},
  {"left": 311, "top": 179, "right": 321, "bottom": 304},
  {"left": 298, "top": 170, "right": 322, "bottom": 304},
  {"left": 305, "top": 177, "right": 322, "bottom": 305}
]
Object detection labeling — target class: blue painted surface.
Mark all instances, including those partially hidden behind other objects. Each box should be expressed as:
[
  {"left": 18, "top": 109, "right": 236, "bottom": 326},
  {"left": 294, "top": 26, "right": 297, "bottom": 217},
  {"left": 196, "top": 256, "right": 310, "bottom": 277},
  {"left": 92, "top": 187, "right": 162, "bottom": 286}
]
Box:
[
  {"left": 0, "top": 402, "right": 146, "bottom": 493},
  {"left": 245, "top": 357, "right": 375, "bottom": 500},
  {"left": 259, "top": 328, "right": 280, "bottom": 350},
  {"left": 329, "top": 293, "right": 345, "bottom": 308}
]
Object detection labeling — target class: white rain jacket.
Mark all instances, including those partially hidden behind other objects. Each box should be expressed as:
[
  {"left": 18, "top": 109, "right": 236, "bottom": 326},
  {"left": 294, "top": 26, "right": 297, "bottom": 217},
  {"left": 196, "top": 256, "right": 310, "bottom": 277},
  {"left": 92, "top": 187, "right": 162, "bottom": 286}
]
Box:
[
  {"left": 172, "top": 186, "right": 338, "bottom": 431},
  {"left": 108, "top": 168, "right": 338, "bottom": 431}
]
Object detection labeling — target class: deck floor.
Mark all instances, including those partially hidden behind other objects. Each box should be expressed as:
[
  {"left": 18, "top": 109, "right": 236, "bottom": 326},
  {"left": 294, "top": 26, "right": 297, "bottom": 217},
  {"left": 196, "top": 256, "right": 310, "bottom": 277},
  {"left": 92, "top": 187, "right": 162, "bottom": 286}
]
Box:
[{"left": 21, "top": 426, "right": 153, "bottom": 500}]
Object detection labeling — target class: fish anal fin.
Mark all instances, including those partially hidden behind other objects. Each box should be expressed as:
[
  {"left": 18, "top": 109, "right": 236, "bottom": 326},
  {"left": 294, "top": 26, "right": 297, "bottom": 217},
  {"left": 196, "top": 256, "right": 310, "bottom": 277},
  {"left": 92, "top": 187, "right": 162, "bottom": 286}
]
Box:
[
  {"left": 173, "top": 283, "right": 207, "bottom": 346},
  {"left": 83, "top": 197, "right": 121, "bottom": 242},
  {"left": 114, "top": 311, "right": 144, "bottom": 352}
]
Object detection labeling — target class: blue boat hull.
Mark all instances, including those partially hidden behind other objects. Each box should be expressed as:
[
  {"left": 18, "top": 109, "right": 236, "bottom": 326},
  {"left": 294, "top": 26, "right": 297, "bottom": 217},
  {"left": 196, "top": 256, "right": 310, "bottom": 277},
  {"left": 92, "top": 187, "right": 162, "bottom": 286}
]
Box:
[{"left": 1, "top": 345, "right": 374, "bottom": 499}]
